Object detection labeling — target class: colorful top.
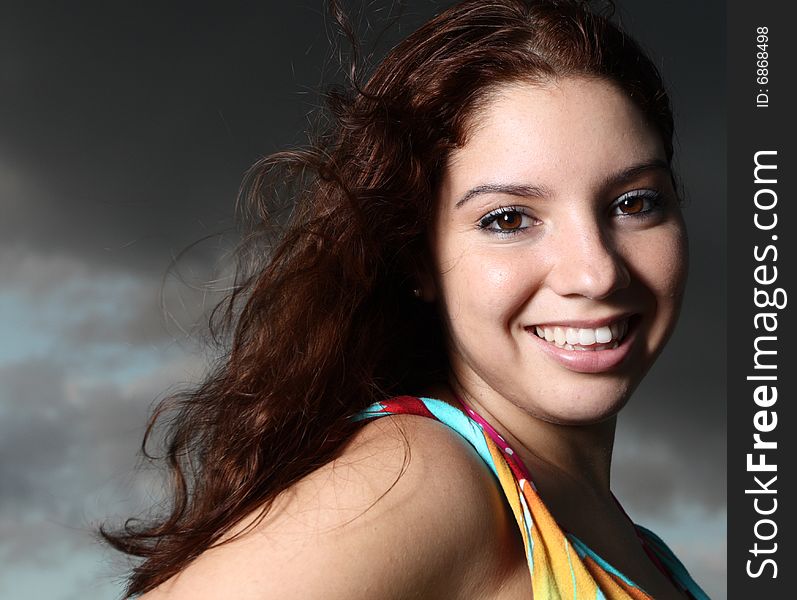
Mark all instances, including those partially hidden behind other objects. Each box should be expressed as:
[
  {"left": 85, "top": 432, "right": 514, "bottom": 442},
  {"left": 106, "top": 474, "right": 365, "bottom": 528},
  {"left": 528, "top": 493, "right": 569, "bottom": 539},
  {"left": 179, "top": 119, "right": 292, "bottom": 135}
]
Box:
[{"left": 353, "top": 396, "right": 710, "bottom": 600}]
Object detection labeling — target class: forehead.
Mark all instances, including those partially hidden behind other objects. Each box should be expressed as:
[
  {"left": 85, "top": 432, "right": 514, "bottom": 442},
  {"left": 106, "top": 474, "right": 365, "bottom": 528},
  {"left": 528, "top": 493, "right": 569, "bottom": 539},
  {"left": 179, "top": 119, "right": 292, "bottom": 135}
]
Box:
[{"left": 439, "top": 77, "right": 665, "bottom": 204}]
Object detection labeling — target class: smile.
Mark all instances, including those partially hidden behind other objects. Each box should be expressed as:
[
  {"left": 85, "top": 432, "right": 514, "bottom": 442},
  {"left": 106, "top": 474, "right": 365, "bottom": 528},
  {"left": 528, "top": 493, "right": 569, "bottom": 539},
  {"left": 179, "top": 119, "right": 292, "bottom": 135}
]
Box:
[
  {"left": 529, "top": 317, "right": 630, "bottom": 352},
  {"left": 524, "top": 316, "right": 638, "bottom": 373}
]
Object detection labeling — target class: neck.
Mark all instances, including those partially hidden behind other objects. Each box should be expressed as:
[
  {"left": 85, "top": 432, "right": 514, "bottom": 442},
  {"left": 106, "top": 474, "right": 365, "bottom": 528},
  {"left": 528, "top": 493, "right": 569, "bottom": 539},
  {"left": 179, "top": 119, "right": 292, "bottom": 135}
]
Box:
[{"left": 430, "top": 381, "right": 617, "bottom": 497}]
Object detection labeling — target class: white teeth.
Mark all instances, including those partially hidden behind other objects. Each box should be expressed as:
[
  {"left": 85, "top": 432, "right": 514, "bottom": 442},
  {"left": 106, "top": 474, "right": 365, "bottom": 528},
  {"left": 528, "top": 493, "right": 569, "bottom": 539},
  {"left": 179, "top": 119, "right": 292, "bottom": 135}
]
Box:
[
  {"left": 532, "top": 318, "right": 631, "bottom": 351},
  {"left": 595, "top": 326, "right": 612, "bottom": 344},
  {"left": 578, "top": 328, "right": 596, "bottom": 345}
]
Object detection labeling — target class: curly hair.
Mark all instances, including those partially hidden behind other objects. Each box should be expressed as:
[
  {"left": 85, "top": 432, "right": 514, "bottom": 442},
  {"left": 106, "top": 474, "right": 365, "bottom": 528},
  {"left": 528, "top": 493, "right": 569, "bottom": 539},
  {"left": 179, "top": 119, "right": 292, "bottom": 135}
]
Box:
[{"left": 103, "top": 0, "right": 674, "bottom": 595}]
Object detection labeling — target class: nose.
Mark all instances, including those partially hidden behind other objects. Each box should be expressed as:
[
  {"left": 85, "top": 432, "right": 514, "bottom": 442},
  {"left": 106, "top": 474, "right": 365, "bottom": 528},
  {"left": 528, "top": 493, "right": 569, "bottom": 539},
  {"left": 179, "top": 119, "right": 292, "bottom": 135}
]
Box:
[{"left": 547, "top": 221, "right": 631, "bottom": 300}]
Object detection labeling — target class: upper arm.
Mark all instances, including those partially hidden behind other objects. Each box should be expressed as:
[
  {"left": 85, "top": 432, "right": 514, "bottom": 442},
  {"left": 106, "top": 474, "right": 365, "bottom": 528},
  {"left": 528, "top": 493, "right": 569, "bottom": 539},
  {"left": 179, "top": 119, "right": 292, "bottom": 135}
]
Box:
[{"left": 141, "top": 415, "right": 514, "bottom": 600}]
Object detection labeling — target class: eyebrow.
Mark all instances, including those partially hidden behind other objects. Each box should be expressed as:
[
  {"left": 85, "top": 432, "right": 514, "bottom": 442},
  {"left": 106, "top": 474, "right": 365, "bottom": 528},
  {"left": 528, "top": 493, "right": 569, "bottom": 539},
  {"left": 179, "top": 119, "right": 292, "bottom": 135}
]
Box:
[
  {"left": 602, "top": 158, "right": 672, "bottom": 190},
  {"left": 455, "top": 183, "right": 552, "bottom": 208},
  {"left": 454, "top": 158, "right": 672, "bottom": 209}
]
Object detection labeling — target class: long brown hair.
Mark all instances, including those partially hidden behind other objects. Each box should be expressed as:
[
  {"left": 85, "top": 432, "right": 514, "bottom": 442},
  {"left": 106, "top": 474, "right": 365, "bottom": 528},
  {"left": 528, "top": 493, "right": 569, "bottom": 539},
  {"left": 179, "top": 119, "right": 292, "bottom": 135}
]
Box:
[{"left": 104, "top": 1, "right": 675, "bottom": 595}]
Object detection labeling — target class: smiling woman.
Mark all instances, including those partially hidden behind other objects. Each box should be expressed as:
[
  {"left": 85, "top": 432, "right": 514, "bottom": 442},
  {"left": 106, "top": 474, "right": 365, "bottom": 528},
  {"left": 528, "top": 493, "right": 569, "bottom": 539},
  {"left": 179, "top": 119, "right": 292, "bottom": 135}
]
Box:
[
  {"left": 104, "top": 1, "right": 710, "bottom": 598},
  {"left": 434, "top": 79, "right": 687, "bottom": 423}
]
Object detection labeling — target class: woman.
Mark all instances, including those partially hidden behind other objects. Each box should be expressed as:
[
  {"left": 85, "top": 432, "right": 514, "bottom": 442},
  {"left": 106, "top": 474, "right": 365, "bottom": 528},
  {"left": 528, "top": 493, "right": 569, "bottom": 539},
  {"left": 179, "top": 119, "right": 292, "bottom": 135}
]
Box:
[{"left": 106, "top": 1, "right": 710, "bottom": 598}]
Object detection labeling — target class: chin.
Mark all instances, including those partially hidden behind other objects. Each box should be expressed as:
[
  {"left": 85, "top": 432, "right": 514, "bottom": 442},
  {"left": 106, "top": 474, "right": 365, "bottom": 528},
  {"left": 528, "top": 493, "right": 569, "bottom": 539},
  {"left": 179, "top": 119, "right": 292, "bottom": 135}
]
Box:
[
  {"left": 532, "top": 385, "right": 636, "bottom": 426},
  {"left": 537, "top": 408, "right": 622, "bottom": 427}
]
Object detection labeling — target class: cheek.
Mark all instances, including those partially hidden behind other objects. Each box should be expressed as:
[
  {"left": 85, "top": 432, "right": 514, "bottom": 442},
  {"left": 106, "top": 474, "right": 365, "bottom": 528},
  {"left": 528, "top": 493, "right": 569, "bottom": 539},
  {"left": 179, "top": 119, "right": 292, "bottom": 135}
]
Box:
[
  {"left": 479, "top": 260, "right": 519, "bottom": 299},
  {"left": 625, "top": 223, "right": 688, "bottom": 303},
  {"left": 438, "top": 248, "right": 539, "bottom": 321}
]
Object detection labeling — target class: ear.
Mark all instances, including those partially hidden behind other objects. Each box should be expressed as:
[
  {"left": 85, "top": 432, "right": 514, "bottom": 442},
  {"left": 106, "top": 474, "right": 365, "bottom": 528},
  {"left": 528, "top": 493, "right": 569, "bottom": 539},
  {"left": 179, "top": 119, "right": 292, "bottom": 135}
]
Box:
[
  {"left": 413, "top": 257, "right": 437, "bottom": 303},
  {"left": 399, "top": 239, "right": 438, "bottom": 303}
]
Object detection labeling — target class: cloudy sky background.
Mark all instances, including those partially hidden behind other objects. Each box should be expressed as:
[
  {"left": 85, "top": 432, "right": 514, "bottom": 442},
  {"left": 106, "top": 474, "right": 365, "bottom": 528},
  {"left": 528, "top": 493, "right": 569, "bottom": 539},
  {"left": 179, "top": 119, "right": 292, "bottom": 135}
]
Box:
[{"left": 1, "top": 1, "right": 725, "bottom": 598}]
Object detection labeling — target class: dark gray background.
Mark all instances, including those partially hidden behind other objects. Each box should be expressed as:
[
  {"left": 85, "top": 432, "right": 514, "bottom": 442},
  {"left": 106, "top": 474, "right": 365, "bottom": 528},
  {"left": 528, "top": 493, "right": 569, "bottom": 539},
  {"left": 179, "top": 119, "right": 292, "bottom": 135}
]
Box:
[{"left": 0, "top": 1, "right": 725, "bottom": 597}]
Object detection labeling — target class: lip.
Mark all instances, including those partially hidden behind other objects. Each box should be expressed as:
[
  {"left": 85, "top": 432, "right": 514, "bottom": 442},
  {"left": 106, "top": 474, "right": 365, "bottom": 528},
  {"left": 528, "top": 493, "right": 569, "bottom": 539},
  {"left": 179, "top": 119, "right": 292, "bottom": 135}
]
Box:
[
  {"left": 525, "top": 315, "right": 639, "bottom": 374},
  {"left": 530, "top": 313, "right": 634, "bottom": 329}
]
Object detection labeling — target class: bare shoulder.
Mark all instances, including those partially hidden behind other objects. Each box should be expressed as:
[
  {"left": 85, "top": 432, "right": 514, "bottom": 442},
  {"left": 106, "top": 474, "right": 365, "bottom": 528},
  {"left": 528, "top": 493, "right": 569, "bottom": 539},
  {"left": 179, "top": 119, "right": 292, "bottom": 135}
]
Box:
[{"left": 141, "top": 414, "right": 520, "bottom": 600}]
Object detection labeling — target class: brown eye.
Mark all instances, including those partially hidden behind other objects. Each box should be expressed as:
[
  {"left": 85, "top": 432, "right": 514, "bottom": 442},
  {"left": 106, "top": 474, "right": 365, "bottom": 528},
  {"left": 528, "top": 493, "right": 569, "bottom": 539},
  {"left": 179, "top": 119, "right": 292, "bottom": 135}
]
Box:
[
  {"left": 611, "top": 190, "right": 662, "bottom": 218},
  {"left": 479, "top": 207, "right": 536, "bottom": 234},
  {"left": 618, "top": 196, "right": 644, "bottom": 215},
  {"left": 497, "top": 211, "right": 523, "bottom": 229}
]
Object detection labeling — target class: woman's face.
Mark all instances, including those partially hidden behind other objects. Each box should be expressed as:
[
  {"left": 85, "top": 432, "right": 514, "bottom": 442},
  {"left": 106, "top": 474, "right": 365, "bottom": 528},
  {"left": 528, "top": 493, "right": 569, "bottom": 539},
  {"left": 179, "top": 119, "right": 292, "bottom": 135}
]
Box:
[{"left": 431, "top": 77, "right": 687, "bottom": 424}]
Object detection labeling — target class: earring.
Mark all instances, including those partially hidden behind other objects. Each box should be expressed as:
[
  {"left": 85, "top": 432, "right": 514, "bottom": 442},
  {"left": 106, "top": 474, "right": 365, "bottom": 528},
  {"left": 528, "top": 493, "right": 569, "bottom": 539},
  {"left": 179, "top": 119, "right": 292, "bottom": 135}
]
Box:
[{"left": 412, "top": 288, "right": 422, "bottom": 298}]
